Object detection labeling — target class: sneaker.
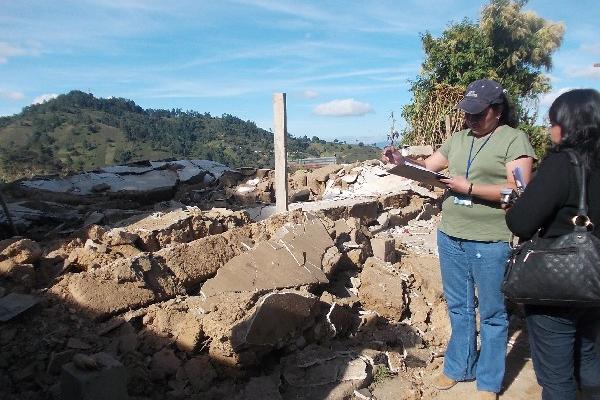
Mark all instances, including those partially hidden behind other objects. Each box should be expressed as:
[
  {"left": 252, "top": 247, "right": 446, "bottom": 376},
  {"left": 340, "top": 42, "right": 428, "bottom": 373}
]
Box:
[
  {"left": 433, "top": 373, "right": 457, "bottom": 390},
  {"left": 477, "top": 390, "right": 498, "bottom": 399}
]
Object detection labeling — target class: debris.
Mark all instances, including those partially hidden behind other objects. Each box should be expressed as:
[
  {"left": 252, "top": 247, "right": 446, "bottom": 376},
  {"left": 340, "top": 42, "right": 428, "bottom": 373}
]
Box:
[
  {"left": 61, "top": 352, "right": 128, "bottom": 400},
  {"left": 0, "top": 292, "right": 39, "bottom": 321}
]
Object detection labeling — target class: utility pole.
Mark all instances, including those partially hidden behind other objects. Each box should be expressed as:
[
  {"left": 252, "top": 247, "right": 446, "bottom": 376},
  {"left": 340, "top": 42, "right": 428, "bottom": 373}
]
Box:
[{"left": 273, "top": 93, "right": 288, "bottom": 213}]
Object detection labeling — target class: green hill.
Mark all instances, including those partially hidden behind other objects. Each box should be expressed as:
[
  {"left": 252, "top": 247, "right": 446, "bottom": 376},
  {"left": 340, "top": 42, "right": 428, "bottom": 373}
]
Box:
[{"left": 0, "top": 91, "right": 380, "bottom": 181}]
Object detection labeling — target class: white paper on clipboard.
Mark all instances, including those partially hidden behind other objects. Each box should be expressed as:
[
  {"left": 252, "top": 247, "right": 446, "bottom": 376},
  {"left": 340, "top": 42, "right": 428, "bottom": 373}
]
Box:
[{"left": 386, "top": 160, "right": 449, "bottom": 188}]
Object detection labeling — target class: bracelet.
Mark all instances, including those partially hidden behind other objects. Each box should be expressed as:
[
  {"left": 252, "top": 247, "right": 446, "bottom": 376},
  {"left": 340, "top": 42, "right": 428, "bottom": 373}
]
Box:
[{"left": 467, "top": 183, "right": 473, "bottom": 196}]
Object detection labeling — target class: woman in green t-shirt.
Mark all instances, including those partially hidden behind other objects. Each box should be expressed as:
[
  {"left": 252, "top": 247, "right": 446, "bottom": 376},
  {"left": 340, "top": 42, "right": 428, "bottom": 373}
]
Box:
[{"left": 383, "top": 79, "right": 536, "bottom": 399}]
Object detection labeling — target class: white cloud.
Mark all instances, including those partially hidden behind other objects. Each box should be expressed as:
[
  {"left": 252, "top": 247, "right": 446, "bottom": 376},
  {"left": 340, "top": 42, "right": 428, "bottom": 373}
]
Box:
[
  {"left": 539, "top": 87, "right": 576, "bottom": 108},
  {"left": 302, "top": 89, "right": 319, "bottom": 99},
  {"left": 565, "top": 66, "right": 600, "bottom": 80},
  {"left": 313, "top": 98, "right": 374, "bottom": 117},
  {"left": 0, "top": 42, "right": 32, "bottom": 64},
  {"left": 32, "top": 93, "right": 58, "bottom": 105},
  {"left": 0, "top": 90, "right": 25, "bottom": 101}
]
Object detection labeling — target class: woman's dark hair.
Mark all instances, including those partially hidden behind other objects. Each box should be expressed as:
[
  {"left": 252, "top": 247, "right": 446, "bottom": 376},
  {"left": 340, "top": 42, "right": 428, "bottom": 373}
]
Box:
[
  {"left": 492, "top": 93, "right": 518, "bottom": 128},
  {"left": 549, "top": 88, "right": 600, "bottom": 169}
]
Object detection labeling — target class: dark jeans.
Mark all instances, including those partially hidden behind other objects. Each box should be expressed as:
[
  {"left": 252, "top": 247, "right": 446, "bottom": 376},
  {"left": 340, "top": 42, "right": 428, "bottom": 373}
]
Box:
[{"left": 525, "top": 305, "right": 600, "bottom": 400}]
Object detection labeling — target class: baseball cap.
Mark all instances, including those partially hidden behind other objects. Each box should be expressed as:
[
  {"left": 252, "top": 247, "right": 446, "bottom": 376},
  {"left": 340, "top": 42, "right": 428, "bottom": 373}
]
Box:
[{"left": 456, "top": 79, "right": 504, "bottom": 114}]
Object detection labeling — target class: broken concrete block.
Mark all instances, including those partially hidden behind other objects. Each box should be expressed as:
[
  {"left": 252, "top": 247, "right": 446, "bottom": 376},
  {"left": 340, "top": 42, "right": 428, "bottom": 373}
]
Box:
[
  {"left": 231, "top": 291, "right": 319, "bottom": 350},
  {"left": 325, "top": 302, "right": 359, "bottom": 337},
  {"left": 358, "top": 258, "right": 407, "bottom": 321},
  {"left": 236, "top": 375, "right": 282, "bottom": 400},
  {"left": 200, "top": 219, "right": 332, "bottom": 298},
  {"left": 281, "top": 345, "right": 371, "bottom": 399},
  {"left": 67, "top": 275, "right": 158, "bottom": 320},
  {"left": 102, "top": 229, "right": 139, "bottom": 246},
  {"left": 370, "top": 237, "right": 396, "bottom": 263},
  {"left": 290, "top": 188, "right": 311, "bottom": 203},
  {"left": 0, "top": 292, "right": 39, "bottom": 322},
  {"left": 174, "top": 315, "right": 204, "bottom": 352},
  {"left": 177, "top": 356, "right": 216, "bottom": 392},
  {"left": 61, "top": 352, "right": 128, "bottom": 400},
  {"left": 311, "top": 165, "right": 343, "bottom": 183},
  {"left": 156, "top": 233, "right": 241, "bottom": 289},
  {"left": 150, "top": 348, "right": 181, "bottom": 380},
  {"left": 47, "top": 350, "right": 76, "bottom": 375},
  {"left": 378, "top": 193, "right": 410, "bottom": 210},
  {"left": 321, "top": 246, "right": 342, "bottom": 277},
  {"left": 348, "top": 201, "right": 378, "bottom": 224},
  {"left": 0, "top": 238, "right": 42, "bottom": 264}
]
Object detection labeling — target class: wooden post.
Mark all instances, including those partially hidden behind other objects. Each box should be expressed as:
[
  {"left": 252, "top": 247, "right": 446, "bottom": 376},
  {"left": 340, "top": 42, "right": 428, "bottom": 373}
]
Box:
[
  {"left": 273, "top": 93, "right": 288, "bottom": 213},
  {"left": 445, "top": 115, "right": 452, "bottom": 138}
]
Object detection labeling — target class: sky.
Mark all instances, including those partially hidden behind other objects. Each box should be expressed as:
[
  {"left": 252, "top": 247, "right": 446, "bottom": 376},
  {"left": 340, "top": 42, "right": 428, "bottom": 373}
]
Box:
[{"left": 0, "top": 1, "right": 599, "bottom": 144}]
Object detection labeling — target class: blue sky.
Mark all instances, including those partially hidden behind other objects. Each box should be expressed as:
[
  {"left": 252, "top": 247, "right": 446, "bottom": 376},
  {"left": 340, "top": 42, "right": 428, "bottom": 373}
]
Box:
[{"left": 1, "top": 0, "right": 599, "bottom": 144}]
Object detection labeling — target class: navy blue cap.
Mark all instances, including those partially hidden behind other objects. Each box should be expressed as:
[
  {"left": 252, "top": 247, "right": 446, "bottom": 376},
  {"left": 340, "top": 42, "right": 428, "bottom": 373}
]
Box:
[{"left": 456, "top": 79, "right": 504, "bottom": 114}]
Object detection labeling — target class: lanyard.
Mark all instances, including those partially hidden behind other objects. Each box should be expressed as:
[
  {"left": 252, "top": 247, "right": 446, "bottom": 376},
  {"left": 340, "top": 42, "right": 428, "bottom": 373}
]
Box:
[{"left": 465, "top": 132, "right": 494, "bottom": 179}]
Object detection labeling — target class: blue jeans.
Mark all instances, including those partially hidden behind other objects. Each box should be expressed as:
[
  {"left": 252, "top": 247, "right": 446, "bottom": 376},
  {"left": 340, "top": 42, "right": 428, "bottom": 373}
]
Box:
[
  {"left": 525, "top": 305, "right": 600, "bottom": 400},
  {"left": 437, "top": 230, "right": 510, "bottom": 393}
]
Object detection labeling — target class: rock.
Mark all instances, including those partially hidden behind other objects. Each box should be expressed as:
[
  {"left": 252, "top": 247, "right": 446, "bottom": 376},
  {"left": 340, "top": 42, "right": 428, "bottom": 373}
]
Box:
[
  {"left": 91, "top": 183, "right": 111, "bottom": 193},
  {"left": 177, "top": 356, "right": 216, "bottom": 392},
  {"left": 0, "top": 238, "right": 42, "bottom": 265},
  {"left": 256, "top": 169, "right": 271, "bottom": 179},
  {"left": 231, "top": 291, "right": 319, "bottom": 350},
  {"left": 370, "top": 237, "right": 396, "bottom": 263},
  {"left": 200, "top": 219, "right": 332, "bottom": 298},
  {"left": 348, "top": 201, "right": 378, "bottom": 224},
  {"left": 67, "top": 338, "right": 92, "bottom": 350},
  {"left": 47, "top": 350, "right": 76, "bottom": 375},
  {"left": 236, "top": 375, "right": 282, "bottom": 400},
  {"left": 342, "top": 174, "right": 358, "bottom": 184},
  {"left": 321, "top": 246, "right": 342, "bottom": 277},
  {"left": 281, "top": 345, "right": 371, "bottom": 399},
  {"left": 0, "top": 292, "right": 40, "bottom": 322},
  {"left": 61, "top": 352, "right": 127, "bottom": 400},
  {"left": 311, "top": 165, "right": 343, "bottom": 183},
  {"left": 290, "top": 171, "right": 308, "bottom": 188},
  {"left": 102, "top": 229, "right": 139, "bottom": 246},
  {"left": 174, "top": 315, "right": 204, "bottom": 352},
  {"left": 83, "top": 212, "right": 105, "bottom": 227},
  {"left": 358, "top": 258, "right": 407, "bottom": 321},
  {"left": 290, "top": 188, "right": 311, "bottom": 203},
  {"left": 67, "top": 275, "right": 159, "bottom": 320},
  {"left": 150, "top": 348, "right": 181, "bottom": 380},
  {"left": 378, "top": 193, "right": 410, "bottom": 210}
]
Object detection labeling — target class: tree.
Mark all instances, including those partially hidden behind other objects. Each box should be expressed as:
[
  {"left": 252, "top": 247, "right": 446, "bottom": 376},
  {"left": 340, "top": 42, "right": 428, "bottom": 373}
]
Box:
[{"left": 402, "top": 0, "right": 564, "bottom": 146}]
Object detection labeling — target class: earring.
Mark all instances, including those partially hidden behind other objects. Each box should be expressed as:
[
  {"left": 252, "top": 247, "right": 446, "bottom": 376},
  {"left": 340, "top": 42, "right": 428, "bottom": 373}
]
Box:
[{"left": 496, "top": 116, "right": 500, "bottom": 120}]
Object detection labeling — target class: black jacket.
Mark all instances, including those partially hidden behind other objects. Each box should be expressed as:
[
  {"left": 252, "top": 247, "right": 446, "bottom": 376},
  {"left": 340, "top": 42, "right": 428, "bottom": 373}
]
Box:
[{"left": 506, "top": 150, "right": 600, "bottom": 240}]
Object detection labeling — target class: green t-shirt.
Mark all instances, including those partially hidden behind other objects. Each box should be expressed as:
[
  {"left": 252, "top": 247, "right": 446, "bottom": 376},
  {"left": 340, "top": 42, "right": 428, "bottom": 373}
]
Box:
[{"left": 438, "top": 125, "right": 536, "bottom": 242}]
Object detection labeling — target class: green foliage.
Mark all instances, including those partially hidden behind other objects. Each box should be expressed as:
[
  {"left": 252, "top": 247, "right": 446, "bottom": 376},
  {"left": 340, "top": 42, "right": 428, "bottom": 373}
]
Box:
[
  {"left": 402, "top": 0, "right": 564, "bottom": 146},
  {"left": 373, "top": 365, "right": 393, "bottom": 383},
  {"left": 0, "top": 91, "right": 379, "bottom": 181},
  {"left": 519, "top": 123, "right": 550, "bottom": 160}
]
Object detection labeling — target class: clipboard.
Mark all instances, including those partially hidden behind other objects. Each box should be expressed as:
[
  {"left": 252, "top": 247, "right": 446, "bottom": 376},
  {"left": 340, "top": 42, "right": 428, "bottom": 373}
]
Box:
[{"left": 387, "top": 160, "right": 449, "bottom": 188}]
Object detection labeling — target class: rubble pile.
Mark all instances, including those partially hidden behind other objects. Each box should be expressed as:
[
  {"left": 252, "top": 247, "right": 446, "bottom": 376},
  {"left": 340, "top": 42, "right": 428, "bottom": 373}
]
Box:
[{"left": 0, "top": 158, "right": 452, "bottom": 400}]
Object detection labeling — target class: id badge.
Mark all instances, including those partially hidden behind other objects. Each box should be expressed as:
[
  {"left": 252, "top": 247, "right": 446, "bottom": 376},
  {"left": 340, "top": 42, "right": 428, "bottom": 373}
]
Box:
[{"left": 453, "top": 194, "right": 473, "bottom": 207}]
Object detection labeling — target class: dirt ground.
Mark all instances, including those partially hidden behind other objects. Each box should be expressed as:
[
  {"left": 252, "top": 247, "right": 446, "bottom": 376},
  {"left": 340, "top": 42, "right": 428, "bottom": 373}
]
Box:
[{"left": 371, "top": 324, "right": 541, "bottom": 400}]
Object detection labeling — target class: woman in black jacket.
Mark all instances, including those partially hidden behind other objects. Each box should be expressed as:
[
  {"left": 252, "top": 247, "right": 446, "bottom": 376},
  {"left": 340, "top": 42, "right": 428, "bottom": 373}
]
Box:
[{"left": 505, "top": 88, "right": 600, "bottom": 400}]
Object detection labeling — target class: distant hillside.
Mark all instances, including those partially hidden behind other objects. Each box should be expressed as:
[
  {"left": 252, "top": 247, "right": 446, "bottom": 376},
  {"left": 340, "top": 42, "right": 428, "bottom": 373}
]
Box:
[{"left": 0, "top": 91, "right": 380, "bottom": 181}]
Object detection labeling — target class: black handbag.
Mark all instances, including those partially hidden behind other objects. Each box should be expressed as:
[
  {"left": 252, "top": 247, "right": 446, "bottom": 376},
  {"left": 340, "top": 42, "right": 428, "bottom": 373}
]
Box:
[{"left": 502, "top": 150, "right": 600, "bottom": 306}]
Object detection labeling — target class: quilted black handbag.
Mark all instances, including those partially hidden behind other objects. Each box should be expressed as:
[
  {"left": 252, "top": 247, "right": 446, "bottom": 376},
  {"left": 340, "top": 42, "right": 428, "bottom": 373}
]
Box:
[{"left": 502, "top": 150, "right": 600, "bottom": 306}]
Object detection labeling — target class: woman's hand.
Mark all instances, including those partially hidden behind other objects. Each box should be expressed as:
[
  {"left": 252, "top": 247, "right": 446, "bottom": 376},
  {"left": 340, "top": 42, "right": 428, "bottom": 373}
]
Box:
[
  {"left": 439, "top": 175, "right": 471, "bottom": 194},
  {"left": 381, "top": 146, "right": 405, "bottom": 165}
]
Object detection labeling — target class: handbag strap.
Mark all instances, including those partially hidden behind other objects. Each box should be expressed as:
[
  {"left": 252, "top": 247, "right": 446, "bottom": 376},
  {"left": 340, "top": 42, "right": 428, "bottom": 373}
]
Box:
[{"left": 564, "top": 149, "right": 593, "bottom": 230}]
